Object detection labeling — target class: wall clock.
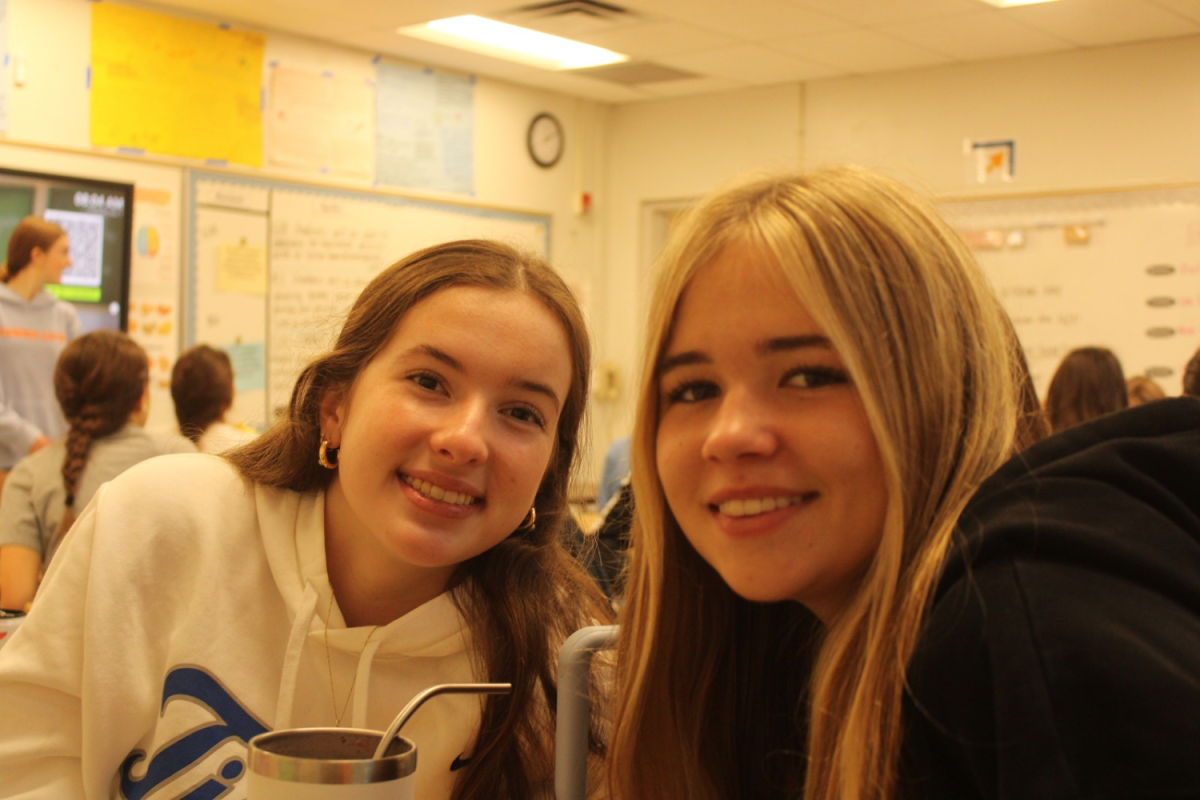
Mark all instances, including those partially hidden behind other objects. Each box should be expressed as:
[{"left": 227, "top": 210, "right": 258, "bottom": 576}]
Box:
[{"left": 527, "top": 112, "right": 564, "bottom": 168}]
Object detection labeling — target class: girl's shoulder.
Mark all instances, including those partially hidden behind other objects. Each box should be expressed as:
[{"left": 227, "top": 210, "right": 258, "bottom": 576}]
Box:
[{"left": 92, "top": 453, "right": 258, "bottom": 526}]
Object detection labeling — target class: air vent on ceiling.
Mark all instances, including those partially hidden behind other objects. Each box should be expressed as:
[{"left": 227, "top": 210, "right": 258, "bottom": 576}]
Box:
[{"left": 502, "top": 0, "right": 637, "bottom": 35}]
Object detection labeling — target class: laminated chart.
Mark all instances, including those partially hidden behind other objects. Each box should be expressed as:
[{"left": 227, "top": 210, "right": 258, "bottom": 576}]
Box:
[
  {"left": 375, "top": 62, "right": 474, "bottom": 194},
  {"left": 90, "top": 3, "right": 264, "bottom": 166}
]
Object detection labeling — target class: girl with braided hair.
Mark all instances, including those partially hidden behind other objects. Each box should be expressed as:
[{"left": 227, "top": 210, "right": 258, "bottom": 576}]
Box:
[{"left": 0, "top": 330, "right": 194, "bottom": 610}]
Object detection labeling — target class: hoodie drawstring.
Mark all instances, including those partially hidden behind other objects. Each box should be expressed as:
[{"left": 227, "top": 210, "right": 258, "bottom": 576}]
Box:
[
  {"left": 350, "top": 634, "right": 386, "bottom": 728},
  {"left": 275, "top": 581, "right": 320, "bottom": 729}
]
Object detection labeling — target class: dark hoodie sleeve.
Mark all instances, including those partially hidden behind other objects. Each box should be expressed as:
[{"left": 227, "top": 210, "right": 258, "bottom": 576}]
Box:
[{"left": 903, "top": 398, "right": 1200, "bottom": 800}]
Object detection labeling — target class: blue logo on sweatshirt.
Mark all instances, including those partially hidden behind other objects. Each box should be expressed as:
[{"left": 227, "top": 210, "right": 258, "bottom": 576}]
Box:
[{"left": 119, "top": 666, "right": 269, "bottom": 799}]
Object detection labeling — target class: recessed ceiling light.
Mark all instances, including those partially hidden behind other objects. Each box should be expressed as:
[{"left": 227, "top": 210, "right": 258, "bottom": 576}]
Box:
[
  {"left": 978, "top": 0, "right": 1062, "bottom": 6},
  {"left": 397, "top": 15, "right": 629, "bottom": 71}
]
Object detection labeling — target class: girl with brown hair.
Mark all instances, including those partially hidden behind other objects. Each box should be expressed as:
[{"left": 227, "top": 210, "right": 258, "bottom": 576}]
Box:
[
  {"left": 0, "top": 217, "right": 82, "bottom": 480},
  {"left": 608, "top": 167, "right": 1200, "bottom": 799},
  {"left": 1043, "top": 346, "right": 1128, "bottom": 432},
  {"left": 0, "top": 240, "right": 611, "bottom": 798},
  {"left": 0, "top": 330, "right": 194, "bottom": 610},
  {"left": 170, "top": 343, "right": 257, "bottom": 453}
]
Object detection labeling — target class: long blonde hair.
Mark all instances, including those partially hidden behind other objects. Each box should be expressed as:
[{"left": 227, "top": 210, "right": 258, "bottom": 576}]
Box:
[{"left": 609, "top": 167, "right": 1026, "bottom": 799}]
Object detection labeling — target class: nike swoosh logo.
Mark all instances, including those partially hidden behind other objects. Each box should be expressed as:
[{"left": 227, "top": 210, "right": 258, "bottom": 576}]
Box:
[{"left": 450, "top": 753, "right": 472, "bottom": 772}]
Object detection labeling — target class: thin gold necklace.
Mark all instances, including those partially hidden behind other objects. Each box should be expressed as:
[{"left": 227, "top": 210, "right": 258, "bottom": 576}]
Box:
[{"left": 324, "top": 591, "right": 380, "bottom": 728}]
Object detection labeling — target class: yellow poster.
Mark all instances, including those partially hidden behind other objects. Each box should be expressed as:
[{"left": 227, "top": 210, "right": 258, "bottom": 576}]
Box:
[{"left": 91, "top": 3, "right": 264, "bottom": 166}]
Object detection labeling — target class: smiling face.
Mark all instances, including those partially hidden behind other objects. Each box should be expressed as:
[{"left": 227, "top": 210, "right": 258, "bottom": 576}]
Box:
[
  {"left": 320, "top": 285, "right": 573, "bottom": 594},
  {"left": 654, "top": 245, "right": 888, "bottom": 622}
]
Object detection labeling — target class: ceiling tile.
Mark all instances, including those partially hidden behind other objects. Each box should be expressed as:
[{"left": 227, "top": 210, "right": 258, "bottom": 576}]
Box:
[
  {"left": 635, "top": 76, "right": 746, "bottom": 98},
  {"left": 767, "top": 29, "right": 953, "bottom": 73},
  {"left": 659, "top": 45, "right": 844, "bottom": 83},
  {"left": 889, "top": 10, "right": 1074, "bottom": 60},
  {"left": 1004, "top": 0, "right": 1200, "bottom": 46},
  {"left": 514, "top": 70, "right": 651, "bottom": 102},
  {"left": 574, "top": 21, "right": 739, "bottom": 57},
  {"left": 782, "top": 0, "right": 983, "bottom": 27},
  {"left": 1150, "top": 0, "right": 1200, "bottom": 24},
  {"left": 121, "top": 0, "right": 1200, "bottom": 103},
  {"left": 643, "top": 0, "right": 855, "bottom": 40}
]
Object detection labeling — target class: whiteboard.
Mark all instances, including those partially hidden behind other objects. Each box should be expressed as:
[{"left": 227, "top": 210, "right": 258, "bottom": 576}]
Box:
[
  {"left": 187, "top": 171, "right": 551, "bottom": 428},
  {"left": 941, "top": 186, "right": 1200, "bottom": 398}
]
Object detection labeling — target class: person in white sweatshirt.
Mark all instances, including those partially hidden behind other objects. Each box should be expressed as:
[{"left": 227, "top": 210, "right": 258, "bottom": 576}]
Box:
[
  {"left": 0, "top": 240, "right": 612, "bottom": 799},
  {"left": 0, "top": 217, "right": 82, "bottom": 477},
  {"left": 170, "top": 343, "right": 257, "bottom": 454}
]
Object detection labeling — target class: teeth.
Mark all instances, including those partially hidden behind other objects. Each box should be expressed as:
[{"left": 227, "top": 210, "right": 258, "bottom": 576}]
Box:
[
  {"left": 402, "top": 475, "right": 477, "bottom": 506},
  {"left": 718, "top": 495, "right": 804, "bottom": 517}
]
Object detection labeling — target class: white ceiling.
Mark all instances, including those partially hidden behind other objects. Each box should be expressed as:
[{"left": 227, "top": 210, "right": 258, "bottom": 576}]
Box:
[{"left": 144, "top": 0, "right": 1200, "bottom": 102}]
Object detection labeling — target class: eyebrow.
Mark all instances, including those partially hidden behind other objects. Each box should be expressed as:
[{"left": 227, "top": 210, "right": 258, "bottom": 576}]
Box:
[
  {"left": 658, "top": 334, "right": 833, "bottom": 376},
  {"left": 408, "top": 344, "right": 562, "bottom": 411}
]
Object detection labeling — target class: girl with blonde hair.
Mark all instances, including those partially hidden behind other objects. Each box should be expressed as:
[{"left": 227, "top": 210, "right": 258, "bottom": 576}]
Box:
[{"left": 608, "top": 167, "right": 1200, "bottom": 799}]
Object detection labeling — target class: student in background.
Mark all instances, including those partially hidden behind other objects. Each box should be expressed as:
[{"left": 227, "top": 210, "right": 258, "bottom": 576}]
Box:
[
  {"left": 1126, "top": 374, "right": 1166, "bottom": 407},
  {"left": 596, "top": 435, "right": 631, "bottom": 511},
  {"left": 1183, "top": 346, "right": 1200, "bottom": 398},
  {"left": 171, "top": 343, "right": 257, "bottom": 454},
  {"left": 0, "top": 217, "right": 82, "bottom": 488},
  {"left": 0, "top": 330, "right": 195, "bottom": 611},
  {"left": 607, "top": 167, "right": 1200, "bottom": 799},
  {"left": 1043, "top": 346, "right": 1128, "bottom": 432},
  {"left": 0, "top": 240, "right": 611, "bottom": 799}
]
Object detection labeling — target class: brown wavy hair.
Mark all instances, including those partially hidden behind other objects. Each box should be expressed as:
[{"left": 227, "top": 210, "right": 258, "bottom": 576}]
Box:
[
  {"left": 1043, "top": 346, "right": 1127, "bottom": 432},
  {"left": 2, "top": 216, "right": 66, "bottom": 282},
  {"left": 227, "top": 239, "right": 611, "bottom": 800},
  {"left": 171, "top": 344, "right": 235, "bottom": 443},
  {"left": 53, "top": 330, "right": 149, "bottom": 543}
]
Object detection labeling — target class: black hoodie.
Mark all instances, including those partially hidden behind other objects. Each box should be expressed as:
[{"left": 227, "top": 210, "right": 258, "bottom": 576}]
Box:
[{"left": 902, "top": 397, "right": 1200, "bottom": 799}]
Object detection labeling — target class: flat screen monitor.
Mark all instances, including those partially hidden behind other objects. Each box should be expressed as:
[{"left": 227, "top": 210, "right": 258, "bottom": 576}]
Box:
[{"left": 0, "top": 167, "right": 134, "bottom": 333}]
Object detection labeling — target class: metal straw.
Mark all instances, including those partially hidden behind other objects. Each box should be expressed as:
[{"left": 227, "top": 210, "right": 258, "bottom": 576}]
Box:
[{"left": 372, "top": 682, "right": 512, "bottom": 760}]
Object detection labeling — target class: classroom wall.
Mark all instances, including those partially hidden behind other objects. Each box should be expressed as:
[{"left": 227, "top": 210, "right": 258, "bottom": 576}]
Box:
[
  {"left": 804, "top": 36, "right": 1200, "bottom": 197},
  {"left": 599, "top": 85, "right": 804, "bottom": 443},
  {"left": 595, "top": 35, "right": 1200, "bottom": 455}
]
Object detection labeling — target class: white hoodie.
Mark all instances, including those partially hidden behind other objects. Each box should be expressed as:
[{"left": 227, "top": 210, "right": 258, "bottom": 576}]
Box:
[{"left": 0, "top": 454, "right": 484, "bottom": 799}]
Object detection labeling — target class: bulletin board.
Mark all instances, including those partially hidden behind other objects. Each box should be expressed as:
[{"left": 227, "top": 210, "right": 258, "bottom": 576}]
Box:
[
  {"left": 186, "top": 171, "right": 552, "bottom": 430},
  {"left": 940, "top": 185, "right": 1200, "bottom": 398}
]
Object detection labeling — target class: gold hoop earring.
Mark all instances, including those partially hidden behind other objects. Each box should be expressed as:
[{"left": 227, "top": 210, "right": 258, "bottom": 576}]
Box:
[
  {"left": 519, "top": 507, "right": 536, "bottom": 530},
  {"left": 318, "top": 438, "right": 339, "bottom": 469}
]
